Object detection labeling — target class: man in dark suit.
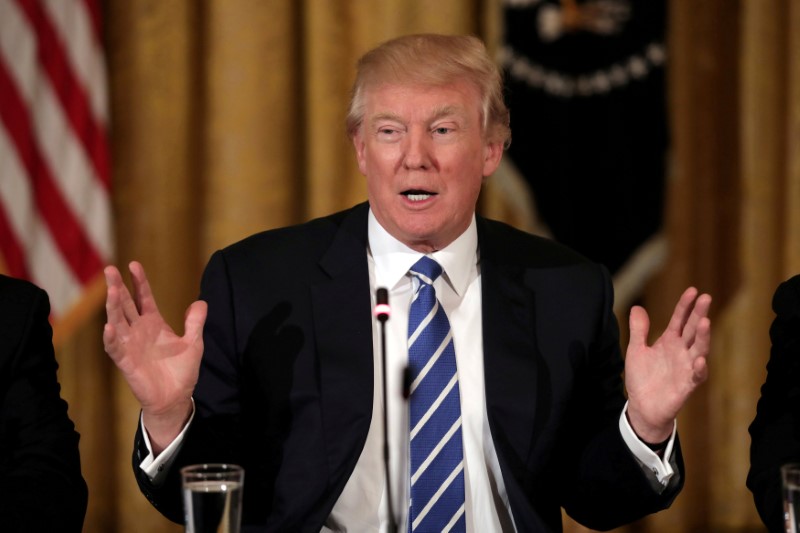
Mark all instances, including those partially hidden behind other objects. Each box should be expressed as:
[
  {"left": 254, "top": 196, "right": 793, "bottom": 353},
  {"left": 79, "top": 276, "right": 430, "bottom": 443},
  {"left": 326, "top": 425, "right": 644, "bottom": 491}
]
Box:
[
  {"left": 748, "top": 274, "right": 800, "bottom": 532},
  {"left": 0, "top": 274, "right": 87, "bottom": 532},
  {"left": 104, "top": 34, "right": 712, "bottom": 532}
]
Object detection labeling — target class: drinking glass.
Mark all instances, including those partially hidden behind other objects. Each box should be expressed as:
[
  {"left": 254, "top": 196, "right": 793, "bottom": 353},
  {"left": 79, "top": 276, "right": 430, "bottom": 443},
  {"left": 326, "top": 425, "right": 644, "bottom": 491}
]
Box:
[
  {"left": 783, "top": 463, "right": 800, "bottom": 533},
  {"left": 181, "top": 463, "right": 244, "bottom": 533}
]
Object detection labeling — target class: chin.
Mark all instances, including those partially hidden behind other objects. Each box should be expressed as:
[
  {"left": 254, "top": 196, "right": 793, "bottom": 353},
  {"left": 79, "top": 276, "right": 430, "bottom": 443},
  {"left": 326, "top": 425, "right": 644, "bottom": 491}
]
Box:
[{"left": 405, "top": 232, "right": 450, "bottom": 253}]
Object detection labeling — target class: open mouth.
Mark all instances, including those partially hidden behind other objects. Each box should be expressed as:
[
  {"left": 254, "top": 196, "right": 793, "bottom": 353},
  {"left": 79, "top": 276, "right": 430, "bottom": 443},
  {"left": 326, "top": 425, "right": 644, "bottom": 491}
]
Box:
[{"left": 402, "top": 190, "right": 436, "bottom": 202}]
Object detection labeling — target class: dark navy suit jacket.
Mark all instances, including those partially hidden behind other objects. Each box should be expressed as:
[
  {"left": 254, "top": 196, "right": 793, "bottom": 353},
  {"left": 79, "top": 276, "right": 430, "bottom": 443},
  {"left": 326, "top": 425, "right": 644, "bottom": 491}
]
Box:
[
  {"left": 135, "top": 202, "right": 683, "bottom": 532},
  {"left": 0, "top": 275, "right": 87, "bottom": 532},
  {"left": 749, "top": 274, "right": 800, "bottom": 532}
]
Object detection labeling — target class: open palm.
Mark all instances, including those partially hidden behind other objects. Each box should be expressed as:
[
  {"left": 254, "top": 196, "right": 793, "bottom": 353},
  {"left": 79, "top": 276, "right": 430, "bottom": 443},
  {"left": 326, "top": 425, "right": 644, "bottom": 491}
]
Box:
[
  {"left": 103, "top": 262, "right": 206, "bottom": 441},
  {"left": 624, "top": 287, "right": 712, "bottom": 442}
]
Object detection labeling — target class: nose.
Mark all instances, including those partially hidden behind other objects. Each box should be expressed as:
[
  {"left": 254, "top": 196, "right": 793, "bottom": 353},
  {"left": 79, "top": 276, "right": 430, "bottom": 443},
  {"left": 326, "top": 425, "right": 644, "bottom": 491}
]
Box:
[{"left": 402, "top": 128, "right": 431, "bottom": 170}]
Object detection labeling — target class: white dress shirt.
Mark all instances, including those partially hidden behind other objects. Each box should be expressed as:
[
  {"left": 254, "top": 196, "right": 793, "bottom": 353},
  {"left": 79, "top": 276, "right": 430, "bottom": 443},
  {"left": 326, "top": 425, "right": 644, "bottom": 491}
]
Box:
[
  {"left": 141, "top": 208, "right": 676, "bottom": 532},
  {"left": 324, "top": 211, "right": 517, "bottom": 532}
]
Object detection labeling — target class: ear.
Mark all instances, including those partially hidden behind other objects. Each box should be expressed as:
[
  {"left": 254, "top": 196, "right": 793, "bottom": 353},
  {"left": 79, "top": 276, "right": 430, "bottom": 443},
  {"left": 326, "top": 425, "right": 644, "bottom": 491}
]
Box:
[
  {"left": 482, "top": 140, "right": 504, "bottom": 177},
  {"left": 352, "top": 128, "right": 368, "bottom": 176}
]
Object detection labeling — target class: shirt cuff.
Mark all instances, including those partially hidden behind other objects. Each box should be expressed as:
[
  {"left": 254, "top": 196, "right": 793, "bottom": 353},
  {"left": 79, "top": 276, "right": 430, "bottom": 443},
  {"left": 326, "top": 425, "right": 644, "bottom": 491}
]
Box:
[
  {"left": 139, "top": 398, "right": 196, "bottom": 484},
  {"left": 618, "top": 401, "right": 676, "bottom": 487}
]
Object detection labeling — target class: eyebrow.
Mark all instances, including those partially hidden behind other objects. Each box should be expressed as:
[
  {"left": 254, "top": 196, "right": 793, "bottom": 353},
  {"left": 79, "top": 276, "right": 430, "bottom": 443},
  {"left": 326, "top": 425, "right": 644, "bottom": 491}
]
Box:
[
  {"left": 368, "top": 112, "right": 403, "bottom": 127},
  {"left": 368, "top": 105, "right": 466, "bottom": 128}
]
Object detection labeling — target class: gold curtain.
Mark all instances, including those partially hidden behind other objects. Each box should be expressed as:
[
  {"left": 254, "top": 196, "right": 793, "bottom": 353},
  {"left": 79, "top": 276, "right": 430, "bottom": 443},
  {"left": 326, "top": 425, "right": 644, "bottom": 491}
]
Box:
[{"left": 51, "top": 1, "right": 799, "bottom": 531}]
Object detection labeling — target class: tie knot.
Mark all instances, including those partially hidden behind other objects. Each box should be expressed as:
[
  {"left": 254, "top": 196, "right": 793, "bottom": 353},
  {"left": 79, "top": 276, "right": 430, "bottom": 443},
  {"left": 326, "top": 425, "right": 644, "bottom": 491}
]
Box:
[{"left": 409, "top": 256, "right": 442, "bottom": 285}]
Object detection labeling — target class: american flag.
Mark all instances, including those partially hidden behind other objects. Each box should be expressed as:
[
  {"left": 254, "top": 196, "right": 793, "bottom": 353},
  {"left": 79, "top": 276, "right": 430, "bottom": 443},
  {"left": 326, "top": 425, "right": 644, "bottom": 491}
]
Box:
[{"left": 0, "top": 0, "right": 112, "bottom": 344}]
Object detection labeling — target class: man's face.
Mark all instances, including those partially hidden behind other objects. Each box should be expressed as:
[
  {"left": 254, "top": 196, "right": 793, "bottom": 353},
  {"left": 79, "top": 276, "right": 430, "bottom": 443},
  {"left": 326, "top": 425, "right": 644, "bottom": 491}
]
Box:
[{"left": 352, "top": 81, "right": 503, "bottom": 253}]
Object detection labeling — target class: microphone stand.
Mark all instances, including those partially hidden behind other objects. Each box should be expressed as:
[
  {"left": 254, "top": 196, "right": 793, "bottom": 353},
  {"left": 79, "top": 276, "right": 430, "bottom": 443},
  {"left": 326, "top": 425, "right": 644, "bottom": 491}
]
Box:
[{"left": 374, "top": 288, "right": 397, "bottom": 533}]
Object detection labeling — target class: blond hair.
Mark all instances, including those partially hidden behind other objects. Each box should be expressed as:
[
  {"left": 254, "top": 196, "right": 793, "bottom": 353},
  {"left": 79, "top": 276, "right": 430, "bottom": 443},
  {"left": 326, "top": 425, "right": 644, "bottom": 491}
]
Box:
[{"left": 346, "top": 34, "right": 511, "bottom": 148}]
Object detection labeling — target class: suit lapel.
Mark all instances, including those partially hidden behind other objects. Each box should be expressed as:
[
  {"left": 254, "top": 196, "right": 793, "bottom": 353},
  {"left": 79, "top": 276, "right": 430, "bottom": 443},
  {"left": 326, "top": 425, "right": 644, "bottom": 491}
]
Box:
[
  {"left": 312, "top": 204, "right": 375, "bottom": 486},
  {"left": 478, "top": 218, "right": 542, "bottom": 480}
]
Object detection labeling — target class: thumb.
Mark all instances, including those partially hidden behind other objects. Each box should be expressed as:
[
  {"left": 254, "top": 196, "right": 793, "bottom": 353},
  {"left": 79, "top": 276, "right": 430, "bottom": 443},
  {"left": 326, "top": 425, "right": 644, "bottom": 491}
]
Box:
[
  {"left": 184, "top": 300, "right": 208, "bottom": 343},
  {"left": 628, "top": 305, "right": 650, "bottom": 350}
]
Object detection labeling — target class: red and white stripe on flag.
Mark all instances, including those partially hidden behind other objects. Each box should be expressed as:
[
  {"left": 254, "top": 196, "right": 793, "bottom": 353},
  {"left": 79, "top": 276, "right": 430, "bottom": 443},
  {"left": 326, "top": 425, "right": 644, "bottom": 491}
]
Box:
[{"left": 0, "top": 0, "right": 113, "bottom": 344}]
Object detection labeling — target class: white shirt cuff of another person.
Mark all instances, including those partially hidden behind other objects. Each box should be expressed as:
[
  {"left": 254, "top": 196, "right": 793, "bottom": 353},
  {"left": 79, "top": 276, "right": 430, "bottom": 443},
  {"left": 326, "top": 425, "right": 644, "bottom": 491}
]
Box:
[
  {"left": 139, "top": 399, "right": 196, "bottom": 485},
  {"left": 619, "top": 401, "right": 677, "bottom": 492}
]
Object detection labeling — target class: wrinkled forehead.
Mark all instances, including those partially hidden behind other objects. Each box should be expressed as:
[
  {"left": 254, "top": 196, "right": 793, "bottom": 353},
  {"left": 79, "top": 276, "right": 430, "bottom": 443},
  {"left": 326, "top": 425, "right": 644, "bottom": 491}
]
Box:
[{"left": 360, "top": 80, "right": 483, "bottom": 114}]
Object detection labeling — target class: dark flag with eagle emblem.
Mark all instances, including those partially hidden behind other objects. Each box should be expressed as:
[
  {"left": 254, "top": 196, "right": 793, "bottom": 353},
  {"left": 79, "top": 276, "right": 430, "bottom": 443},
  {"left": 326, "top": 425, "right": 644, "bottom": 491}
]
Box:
[{"left": 500, "top": 0, "right": 667, "bottom": 308}]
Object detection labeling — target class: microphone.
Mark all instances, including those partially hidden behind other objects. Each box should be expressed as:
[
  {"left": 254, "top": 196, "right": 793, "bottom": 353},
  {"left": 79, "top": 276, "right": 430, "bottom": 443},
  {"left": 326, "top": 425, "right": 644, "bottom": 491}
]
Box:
[
  {"left": 375, "top": 288, "right": 390, "bottom": 322},
  {"left": 375, "top": 288, "right": 397, "bottom": 533}
]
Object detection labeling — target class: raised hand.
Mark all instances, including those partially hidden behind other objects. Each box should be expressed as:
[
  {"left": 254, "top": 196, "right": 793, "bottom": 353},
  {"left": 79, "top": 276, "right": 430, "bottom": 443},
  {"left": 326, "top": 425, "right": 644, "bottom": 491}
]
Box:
[
  {"left": 624, "top": 287, "right": 712, "bottom": 443},
  {"left": 103, "top": 261, "right": 207, "bottom": 453}
]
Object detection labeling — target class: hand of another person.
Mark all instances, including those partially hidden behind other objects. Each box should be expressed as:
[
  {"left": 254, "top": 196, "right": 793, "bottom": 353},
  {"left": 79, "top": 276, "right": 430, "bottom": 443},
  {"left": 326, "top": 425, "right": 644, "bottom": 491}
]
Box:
[
  {"left": 624, "top": 287, "right": 712, "bottom": 444},
  {"left": 103, "top": 261, "right": 207, "bottom": 454}
]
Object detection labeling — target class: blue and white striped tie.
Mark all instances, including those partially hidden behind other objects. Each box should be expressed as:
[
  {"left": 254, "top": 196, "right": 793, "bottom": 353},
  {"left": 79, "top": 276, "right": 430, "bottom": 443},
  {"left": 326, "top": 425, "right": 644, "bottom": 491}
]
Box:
[{"left": 407, "top": 256, "right": 466, "bottom": 532}]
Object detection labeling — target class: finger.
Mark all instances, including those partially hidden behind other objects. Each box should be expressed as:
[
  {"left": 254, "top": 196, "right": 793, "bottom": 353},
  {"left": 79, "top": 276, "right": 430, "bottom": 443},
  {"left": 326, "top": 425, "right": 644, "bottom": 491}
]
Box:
[
  {"left": 103, "top": 323, "right": 120, "bottom": 359},
  {"left": 183, "top": 300, "right": 208, "bottom": 344},
  {"left": 692, "top": 355, "right": 708, "bottom": 385},
  {"left": 628, "top": 305, "right": 650, "bottom": 350},
  {"left": 104, "top": 283, "right": 123, "bottom": 326},
  {"left": 104, "top": 264, "right": 123, "bottom": 287},
  {"left": 129, "top": 261, "right": 161, "bottom": 316},
  {"left": 104, "top": 264, "right": 125, "bottom": 303},
  {"left": 682, "top": 293, "right": 712, "bottom": 346},
  {"left": 104, "top": 268, "right": 131, "bottom": 331},
  {"left": 665, "top": 287, "right": 699, "bottom": 336},
  {"left": 106, "top": 264, "right": 141, "bottom": 324},
  {"left": 689, "top": 315, "right": 712, "bottom": 358}
]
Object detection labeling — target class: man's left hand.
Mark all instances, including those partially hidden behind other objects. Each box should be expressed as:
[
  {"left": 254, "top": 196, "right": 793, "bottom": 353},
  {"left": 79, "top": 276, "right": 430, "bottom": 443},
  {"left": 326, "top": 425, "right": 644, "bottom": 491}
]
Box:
[{"left": 624, "top": 287, "right": 712, "bottom": 444}]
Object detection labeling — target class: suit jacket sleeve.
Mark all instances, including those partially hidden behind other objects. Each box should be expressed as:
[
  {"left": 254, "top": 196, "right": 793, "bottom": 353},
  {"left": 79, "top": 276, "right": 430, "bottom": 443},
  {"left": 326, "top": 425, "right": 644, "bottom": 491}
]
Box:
[
  {"left": 0, "top": 277, "right": 88, "bottom": 532},
  {"left": 555, "top": 266, "right": 684, "bottom": 528},
  {"left": 748, "top": 274, "right": 800, "bottom": 532},
  {"left": 133, "top": 242, "right": 309, "bottom": 528}
]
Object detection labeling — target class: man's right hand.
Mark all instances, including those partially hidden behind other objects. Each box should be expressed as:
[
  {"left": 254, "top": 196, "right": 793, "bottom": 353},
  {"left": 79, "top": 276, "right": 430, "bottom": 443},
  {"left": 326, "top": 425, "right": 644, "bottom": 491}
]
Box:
[{"left": 103, "top": 261, "right": 207, "bottom": 455}]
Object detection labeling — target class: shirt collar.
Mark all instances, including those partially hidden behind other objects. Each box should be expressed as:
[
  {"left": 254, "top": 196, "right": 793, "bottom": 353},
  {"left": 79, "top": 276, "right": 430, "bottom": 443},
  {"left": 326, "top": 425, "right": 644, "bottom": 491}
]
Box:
[{"left": 368, "top": 208, "right": 478, "bottom": 297}]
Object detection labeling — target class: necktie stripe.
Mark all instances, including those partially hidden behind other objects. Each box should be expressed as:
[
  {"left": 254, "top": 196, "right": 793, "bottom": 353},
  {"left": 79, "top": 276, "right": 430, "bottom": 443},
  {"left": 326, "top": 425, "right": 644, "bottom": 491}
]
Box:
[
  {"left": 412, "top": 449, "right": 464, "bottom": 524},
  {"left": 442, "top": 504, "right": 467, "bottom": 533},
  {"left": 409, "top": 268, "right": 436, "bottom": 286},
  {"left": 408, "top": 299, "right": 438, "bottom": 346},
  {"left": 411, "top": 416, "right": 462, "bottom": 484},
  {"left": 409, "top": 331, "right": 453, "bottom": 395},
  {"left": 410, "top": 360, "right": 457, "bottom": 415},
  {"left": 412, "top": 462, "right": 464, "bottom": 530},
  {"left": 410, "top": 374, "right": 458, "bottom": 439},
  {"left": 411, "top": 384, "right": 461, "bottom": 472}
]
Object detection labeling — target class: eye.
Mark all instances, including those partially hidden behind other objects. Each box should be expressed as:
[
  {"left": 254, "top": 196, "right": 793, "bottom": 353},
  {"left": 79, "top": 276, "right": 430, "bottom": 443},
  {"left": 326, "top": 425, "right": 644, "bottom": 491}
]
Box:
[
  {"left": 433, "top": 126, "right": 451, "bottom": 135},
  {"left": 375, "top": 125, "right": 402, "bottom": 141}
]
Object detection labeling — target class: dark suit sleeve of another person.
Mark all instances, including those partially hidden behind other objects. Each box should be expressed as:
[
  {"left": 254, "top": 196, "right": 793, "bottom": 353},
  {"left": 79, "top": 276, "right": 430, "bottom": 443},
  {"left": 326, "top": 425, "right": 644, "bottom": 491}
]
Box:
[
  {"left": 748, "top": 274, "right": 800, "bottom": 532},
  {"left": 0, "top": 276, "right": 88, "bottom": 532}
]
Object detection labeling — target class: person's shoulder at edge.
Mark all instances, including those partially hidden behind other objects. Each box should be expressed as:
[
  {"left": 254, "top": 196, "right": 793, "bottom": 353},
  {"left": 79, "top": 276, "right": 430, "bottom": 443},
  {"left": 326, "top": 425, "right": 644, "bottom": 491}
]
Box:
[
  {"left": 0, "top": 273, "right": 46, "bottom": 303},
  {"left": 0, "top": 274, "right": 50, "bottom": 346},
  {"left": 773, "top": 274, "right": 800, "bottom": 318}
]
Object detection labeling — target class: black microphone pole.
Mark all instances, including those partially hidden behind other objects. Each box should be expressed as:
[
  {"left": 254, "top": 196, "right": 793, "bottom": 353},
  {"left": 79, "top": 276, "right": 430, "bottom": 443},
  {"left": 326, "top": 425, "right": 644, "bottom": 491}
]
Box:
[{"left": 374, "top": 288, "right": 397, "bottom": 533}]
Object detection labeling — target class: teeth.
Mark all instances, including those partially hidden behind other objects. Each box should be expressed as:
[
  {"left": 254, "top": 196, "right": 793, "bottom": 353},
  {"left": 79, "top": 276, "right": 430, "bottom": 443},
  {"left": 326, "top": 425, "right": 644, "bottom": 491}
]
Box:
[{"left": 406, "top": 193, "right": 431, "bottom": 201}]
